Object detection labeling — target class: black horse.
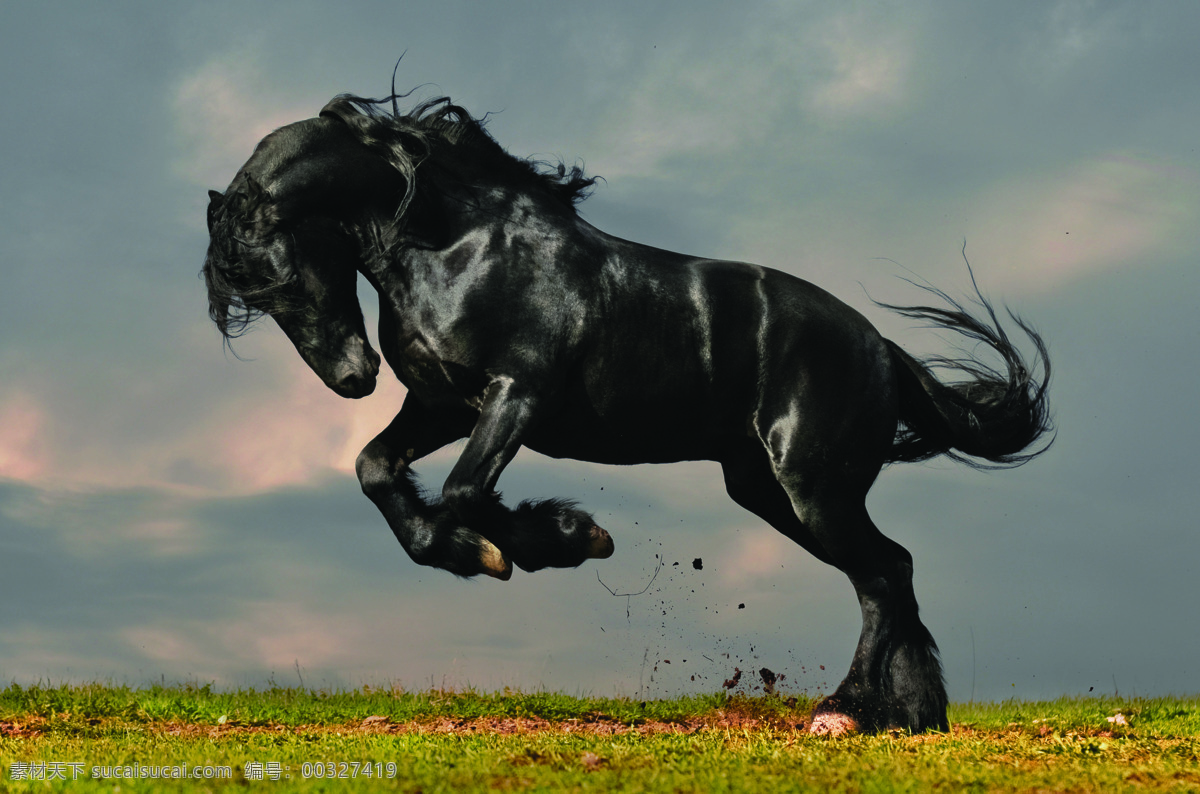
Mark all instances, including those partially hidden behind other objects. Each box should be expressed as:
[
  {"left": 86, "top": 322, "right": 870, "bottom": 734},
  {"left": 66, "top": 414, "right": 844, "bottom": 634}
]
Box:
[{"left": 203, "top": 92, "right": 1051, "bottom": 734}]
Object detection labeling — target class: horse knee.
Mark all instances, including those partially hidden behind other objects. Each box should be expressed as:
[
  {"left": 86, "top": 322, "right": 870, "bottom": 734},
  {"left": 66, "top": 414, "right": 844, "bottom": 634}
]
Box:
[{"left": 356, "top": 441, "right": 402, "bottom": 497}]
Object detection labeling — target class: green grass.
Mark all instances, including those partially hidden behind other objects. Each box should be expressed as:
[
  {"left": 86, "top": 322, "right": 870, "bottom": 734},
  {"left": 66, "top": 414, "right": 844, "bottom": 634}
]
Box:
[
  {"left": 0, "top": 681, "right": 763, "bottom": 727},
  {"left": 2, "top": 683, "right": 1198, "bottom": 792}
]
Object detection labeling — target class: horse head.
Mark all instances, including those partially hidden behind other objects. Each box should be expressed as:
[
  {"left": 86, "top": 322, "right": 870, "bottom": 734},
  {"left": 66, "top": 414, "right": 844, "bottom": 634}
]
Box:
[{"left": 203, "top": 115, "right": 407, "bottom": 398}]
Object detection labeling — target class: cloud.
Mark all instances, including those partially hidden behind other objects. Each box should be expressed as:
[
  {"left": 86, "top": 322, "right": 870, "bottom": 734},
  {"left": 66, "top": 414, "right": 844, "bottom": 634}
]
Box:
[
  {"left": 576, "top": 7, "right": 916, "bottom": 181},
  {"left": 964, "top": 153, "right": 1200, "bottom": 292},
  {"left": 172, "top": 51, "right": 314, "bottom": 195},
  {"left": 0, "top": 485, "right": 203, "bottom": 561},
  {"left": 0, "top": 391, "right": 49, "bottom": 483},
  {"left": 0, "top": 324, "right": 411, "bottom": 497},
  {"left": 719, "top": 526, "right": 798, "bottom": 588},
  {"left": 811, "top": 12, "right": 913, "bottom": 117},
  {"left": 123, "top": 599, "right": 372, "bottom": 674},
  {"left": 712, "top": 148, "right": 1200, "bottom": 315},
  {"left": 1021, "top": 1, "right": 1137, "bottom": 77},
  {"left": 179, "top": 340, "right": 415, "bottom": 495},
  {"left": 580, "top": 41, "right": 783, "bottom": 180},
  {"left": 196, "top": 354, "right": 392, "bottom": 494}
]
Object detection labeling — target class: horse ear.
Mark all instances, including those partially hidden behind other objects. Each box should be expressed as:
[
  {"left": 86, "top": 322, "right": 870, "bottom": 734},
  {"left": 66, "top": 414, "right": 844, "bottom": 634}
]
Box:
[{"left": 207, "top": 190, "right": 224, "bottom": 232}]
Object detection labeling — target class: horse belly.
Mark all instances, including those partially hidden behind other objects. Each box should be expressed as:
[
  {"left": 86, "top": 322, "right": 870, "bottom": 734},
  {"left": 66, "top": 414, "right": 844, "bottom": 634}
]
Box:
[
  {"left": 526, "top": 358, "right": 752, "bottom": 464},
  {"left": 524, "top": 412, "right": 728, "bottom": 464}
]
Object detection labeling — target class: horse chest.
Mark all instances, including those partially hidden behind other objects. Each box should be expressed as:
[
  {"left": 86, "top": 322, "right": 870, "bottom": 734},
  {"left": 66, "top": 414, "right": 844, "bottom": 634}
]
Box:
[{"left": 386, "top": 335, "right": 489, "bottom": 409}]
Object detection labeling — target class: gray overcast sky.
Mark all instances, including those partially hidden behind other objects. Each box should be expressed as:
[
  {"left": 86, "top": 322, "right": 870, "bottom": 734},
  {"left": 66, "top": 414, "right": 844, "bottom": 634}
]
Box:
[{"left": 1, "top": 1, "right": 1197, "bottom": 701}]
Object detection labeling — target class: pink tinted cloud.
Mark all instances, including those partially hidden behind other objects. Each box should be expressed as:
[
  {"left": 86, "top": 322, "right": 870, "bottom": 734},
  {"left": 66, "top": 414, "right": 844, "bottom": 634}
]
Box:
[
  {"left": 967, "top": 153, "right": 1200, "bottom": 292},
  {"left": 120, "top": 598, "right": 403, "bottom": 681},
  {"left": 0, "top": 391, "right": 50, "bottom": 482},
  {"left": 208, "top": 356, "right": 408, "bottom": 494},
  {"left": 2, "top": 340, "right": 409, "bottom": 497},
  {"left": 221, "top": 600, "right": 373, "bottom": 670},
  {"left": 719, "top": 525, "right": 798, "bottom": 587},
  {"left": 124, "top": 601, "right": 370, "bottom": 673}
]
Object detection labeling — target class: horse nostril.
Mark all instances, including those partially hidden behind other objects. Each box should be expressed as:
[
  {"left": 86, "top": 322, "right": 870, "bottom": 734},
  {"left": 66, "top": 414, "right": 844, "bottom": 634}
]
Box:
[{"left": 335, "top": 369, "right": 376, "bottom": 398}]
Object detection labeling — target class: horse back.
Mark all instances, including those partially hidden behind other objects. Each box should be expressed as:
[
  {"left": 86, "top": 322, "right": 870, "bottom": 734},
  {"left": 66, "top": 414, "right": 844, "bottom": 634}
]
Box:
[{"left": 527, "top": 228, "right": 894, "bottom": 464}]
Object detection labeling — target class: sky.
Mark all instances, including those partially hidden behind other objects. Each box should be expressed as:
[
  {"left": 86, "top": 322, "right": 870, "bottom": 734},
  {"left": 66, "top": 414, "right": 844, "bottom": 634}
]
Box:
[{"left": 1, "top": 1, "right": 1198, "bottom": 702}]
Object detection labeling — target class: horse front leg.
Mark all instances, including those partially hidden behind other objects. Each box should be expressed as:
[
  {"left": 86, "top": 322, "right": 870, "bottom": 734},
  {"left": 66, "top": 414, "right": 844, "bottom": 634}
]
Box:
[
  {"left": 441, "top": 376, "right": 614, "bottom": 572},
  {"left": 355, "top": 397, "right": 513, "bottom": 579}
]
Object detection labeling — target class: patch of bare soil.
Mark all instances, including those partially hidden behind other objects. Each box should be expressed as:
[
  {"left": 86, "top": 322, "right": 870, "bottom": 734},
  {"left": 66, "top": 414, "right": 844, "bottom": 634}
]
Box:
[
  {"left": 367, "top": 710, "right": 810, "bottom": 737},
  {"left": 68, "top": 705, "right": 813, "bottom": 740},
  {"left": 0, "top": 720, "right": 43, "bottom": 739}
]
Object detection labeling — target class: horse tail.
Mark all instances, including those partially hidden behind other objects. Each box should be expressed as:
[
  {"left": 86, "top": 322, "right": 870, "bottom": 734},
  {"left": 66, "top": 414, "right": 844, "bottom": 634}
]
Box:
[{"left": 879, "top": 280, "right": 1053, "bottom": 469}]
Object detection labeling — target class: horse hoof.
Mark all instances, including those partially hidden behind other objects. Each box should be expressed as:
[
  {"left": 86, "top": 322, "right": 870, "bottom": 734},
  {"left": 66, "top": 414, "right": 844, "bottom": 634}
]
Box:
[
  {"left": 587, "top": 525, "right": 614, "bottom": 559},
  {"left": 809, "top": 713, "right": 859, "bottom": 737},
  {"left": 479, "top": 539, "right": 512, "bottom": 580}
]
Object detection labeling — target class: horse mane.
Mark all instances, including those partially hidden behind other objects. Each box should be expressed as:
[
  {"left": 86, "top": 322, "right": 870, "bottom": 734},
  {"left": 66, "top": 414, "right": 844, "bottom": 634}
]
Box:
[
  {"left": 203, "top": 174, "right": 299, "bottom": 342},
  {"left": 320, "top": 93, "right": 598, "bottom": 215}
]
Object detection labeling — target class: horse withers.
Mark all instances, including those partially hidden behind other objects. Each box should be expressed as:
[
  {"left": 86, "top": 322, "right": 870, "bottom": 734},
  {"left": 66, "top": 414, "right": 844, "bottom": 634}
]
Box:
[{"left": 203, "top": 91, "right": 1051, "bottom": 735}]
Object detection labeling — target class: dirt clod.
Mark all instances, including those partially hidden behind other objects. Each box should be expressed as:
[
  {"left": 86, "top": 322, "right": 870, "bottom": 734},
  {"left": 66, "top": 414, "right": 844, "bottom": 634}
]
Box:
[{"left": 759, "top": 668, "right": 777, "bottom": 695}]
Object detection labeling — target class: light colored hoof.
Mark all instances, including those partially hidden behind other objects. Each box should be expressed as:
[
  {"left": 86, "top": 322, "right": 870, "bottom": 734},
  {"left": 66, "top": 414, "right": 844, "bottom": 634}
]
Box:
[
  {"left": 809, "top": 713, "right": 859, "bottom": 737},
  {"left": 479, "top": 539, "right": 512, "bottom": 580},
  {"left": 587, "top": 525, "right": 614, "bottom": 559}
]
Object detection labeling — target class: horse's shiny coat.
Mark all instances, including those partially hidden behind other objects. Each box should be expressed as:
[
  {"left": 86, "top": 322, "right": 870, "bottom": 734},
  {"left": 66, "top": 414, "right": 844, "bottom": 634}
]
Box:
[{"left": 203, "top": 93, "right": 1051, "bottom": 733}]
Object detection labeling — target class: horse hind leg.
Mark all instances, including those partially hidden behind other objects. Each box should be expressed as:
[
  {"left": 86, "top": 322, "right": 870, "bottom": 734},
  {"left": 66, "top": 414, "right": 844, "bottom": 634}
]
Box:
[
  {"left": 794, "top": 488, "right": 948, "bottom": 734},
  {"left": 810, "top": 511, "right": 949, "bottom": 735},
  {"left": 723, "top": 444, "right": 948, "bottom": 734}
]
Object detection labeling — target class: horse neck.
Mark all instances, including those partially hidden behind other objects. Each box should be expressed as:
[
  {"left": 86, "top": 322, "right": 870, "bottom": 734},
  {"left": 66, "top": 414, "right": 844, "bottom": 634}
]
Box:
[{"left": 359, "top": 175, "right": 573, "bottom": 293}]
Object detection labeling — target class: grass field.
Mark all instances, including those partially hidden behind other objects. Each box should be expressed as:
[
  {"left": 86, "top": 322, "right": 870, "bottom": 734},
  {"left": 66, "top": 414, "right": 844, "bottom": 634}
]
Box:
[{"left": 2, "top": 683, "right": 1198, "bottom": 792}]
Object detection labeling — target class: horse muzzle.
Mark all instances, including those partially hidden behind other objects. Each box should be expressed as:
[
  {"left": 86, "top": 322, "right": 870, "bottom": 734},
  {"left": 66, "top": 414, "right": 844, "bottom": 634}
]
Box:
[
  {"left": 325, "top": 344, "right": 381, "bottom": 399},
  {"left": 330, "top": 368, "right": 378, "bottom": 399}
]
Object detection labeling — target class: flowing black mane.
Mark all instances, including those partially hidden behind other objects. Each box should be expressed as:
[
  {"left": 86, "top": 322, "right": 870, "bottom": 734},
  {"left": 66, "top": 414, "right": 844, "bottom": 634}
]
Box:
[{"left": 322, "top": 93, "right": 598, "bottom": 214}]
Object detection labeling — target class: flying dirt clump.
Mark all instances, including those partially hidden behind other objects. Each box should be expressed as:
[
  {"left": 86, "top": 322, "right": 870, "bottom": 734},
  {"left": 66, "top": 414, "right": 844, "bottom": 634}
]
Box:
[{"left": 759, "top": 668, "right": 778, "bottom": 695}]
